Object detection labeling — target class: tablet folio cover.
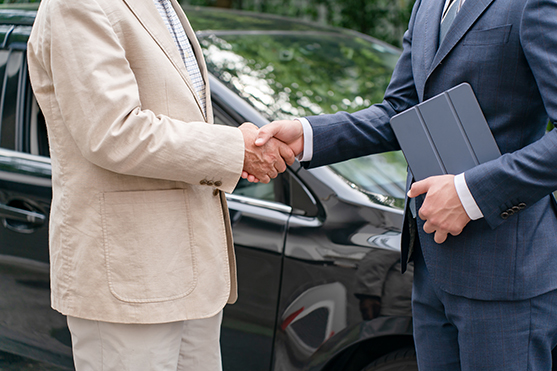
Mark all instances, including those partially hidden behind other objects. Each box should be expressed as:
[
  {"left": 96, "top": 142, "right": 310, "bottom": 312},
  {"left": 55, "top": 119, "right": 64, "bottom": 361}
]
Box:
[{"left": 390, "top": 83, "right": 500, "bottom": 181}]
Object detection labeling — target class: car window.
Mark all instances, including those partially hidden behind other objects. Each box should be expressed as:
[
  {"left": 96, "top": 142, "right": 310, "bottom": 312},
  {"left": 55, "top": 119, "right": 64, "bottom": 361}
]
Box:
[
  {"left": 201, "top": 32, "right": 399, "bottom": 120},
  {"left": 201, "top": 31, "right": 407, "bottom": 209},
  {"left": 213, "top": 105, "right": 286, "bottom": 205},
  {"left": 0, "top": 49, "right": 21, "bottom": 151},
  {"left": 287, "top": 172, "right": 318, "bottom": 217},
  {"left": 26, "top": 92, "right": 49, "bottom": 157},
  {"left": 329, "top": 151, "right": 407, "bottom": 209},
  {"left": 233, "top": 177, "right": 277, "bottom": 203}
]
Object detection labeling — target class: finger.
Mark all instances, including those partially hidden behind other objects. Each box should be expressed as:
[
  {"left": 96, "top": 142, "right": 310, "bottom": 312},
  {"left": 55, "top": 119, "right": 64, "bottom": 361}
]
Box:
[
  {"left": 417, "top": 208, "right": 426, "bottom": 221},
  {"left": 239, "top": 121, "right": 257, "bottom": 130},
  {"left": 268, "top": 167, "right": 279, "bottom": 179},
  {"left": 243, "top": 171, "right": 260, "bottom": 183},
  {"left": 274, "top": 157, "right": 287, "bottom": 174},
  {"left": 434, "top": 231, "right": 448, "bottom": 244},
  {"left": 255, "top": 122, "right": 281, "bottom": 146},
  {"left": 448, "top": 225, "right": 465, "bottom": 237},
  {"left": 408, "top": 178, "right": 432, "bottom": 198},
  {"left": 279, "top": 143, "right": 296, "bottom": 166},
  {"left": 422, "top": 220, "right": 435, "bottom": 234}
]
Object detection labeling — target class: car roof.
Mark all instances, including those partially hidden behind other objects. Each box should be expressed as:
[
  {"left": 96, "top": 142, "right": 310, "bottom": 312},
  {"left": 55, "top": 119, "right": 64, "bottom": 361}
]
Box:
[
  {"left": 185, "top": 5, "right": 343, "bottom": 33},
  {"left": 0, "top": 3, "right": 342, "bottom": 32},
  {"left": 0, "top": 3, "right": 394, "bottom": 51},
  {"left": 0, "top": 4, "right": 38, "bottom": 26}
]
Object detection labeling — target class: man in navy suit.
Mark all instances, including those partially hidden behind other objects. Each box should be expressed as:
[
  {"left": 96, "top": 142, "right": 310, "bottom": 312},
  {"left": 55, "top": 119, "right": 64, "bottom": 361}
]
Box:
[{"left": 252, "top": 0, "right": 557, "bottom": 369}]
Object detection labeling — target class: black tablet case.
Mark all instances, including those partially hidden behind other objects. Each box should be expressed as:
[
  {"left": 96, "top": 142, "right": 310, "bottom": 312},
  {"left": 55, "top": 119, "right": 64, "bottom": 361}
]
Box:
[{"left": 390, "top": 83, "right": 500, "bottom": 181}]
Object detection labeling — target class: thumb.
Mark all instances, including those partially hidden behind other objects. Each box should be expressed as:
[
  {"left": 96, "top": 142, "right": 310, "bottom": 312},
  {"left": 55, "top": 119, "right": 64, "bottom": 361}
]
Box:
[
  {"left": 408, "top": 178, "right": 431, "bottom": 198},
  {"left": 255, "top": 122, "right": 280, "bottom": 147}
]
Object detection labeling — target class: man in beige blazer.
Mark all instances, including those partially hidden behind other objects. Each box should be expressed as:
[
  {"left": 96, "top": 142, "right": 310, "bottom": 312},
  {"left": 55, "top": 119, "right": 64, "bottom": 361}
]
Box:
[{"left": 27, "top": 0, "right": 293, "bottom": 369}]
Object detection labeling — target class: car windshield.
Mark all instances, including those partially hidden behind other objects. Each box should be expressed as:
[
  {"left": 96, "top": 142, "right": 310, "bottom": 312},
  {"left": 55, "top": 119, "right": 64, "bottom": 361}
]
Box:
[{"left": 200, "top": 31, "right": 407, "bottom": 208}]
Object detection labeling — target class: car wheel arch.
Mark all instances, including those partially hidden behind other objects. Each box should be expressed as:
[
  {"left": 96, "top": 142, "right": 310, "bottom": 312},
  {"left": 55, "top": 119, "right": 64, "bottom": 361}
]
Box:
[{"left": 316, "top": 333, "right": 415, "bottom": 371}]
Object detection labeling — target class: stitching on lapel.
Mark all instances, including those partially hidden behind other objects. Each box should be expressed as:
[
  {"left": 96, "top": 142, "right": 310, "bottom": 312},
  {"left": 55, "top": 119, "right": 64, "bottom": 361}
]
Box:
[{"left": 121, "top": 0, "right": 206, "bottom": 119}]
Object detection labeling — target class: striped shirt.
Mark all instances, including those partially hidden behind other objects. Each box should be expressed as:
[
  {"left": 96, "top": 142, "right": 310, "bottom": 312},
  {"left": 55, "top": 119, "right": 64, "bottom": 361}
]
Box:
[{"left": 153, "top": 0, "right": 206, "bottom": 115}]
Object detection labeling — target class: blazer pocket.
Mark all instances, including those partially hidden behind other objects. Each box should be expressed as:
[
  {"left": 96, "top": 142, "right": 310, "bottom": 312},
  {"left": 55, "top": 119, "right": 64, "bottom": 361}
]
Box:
[
  {"left": 463, "top": 24, "right": 512, "bottom": 46},
  {"left": 101, "top": 189, "right": 197, "bottom": 303}
]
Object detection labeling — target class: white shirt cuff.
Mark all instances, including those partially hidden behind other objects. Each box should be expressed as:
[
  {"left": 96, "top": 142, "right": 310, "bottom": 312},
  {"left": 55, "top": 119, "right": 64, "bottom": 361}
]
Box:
[
  {"left": 296, "top": 118, "right": 313, "bottom": 162},
  {"left": 454, "top": 172, "right": 483, "bottom": 220}
]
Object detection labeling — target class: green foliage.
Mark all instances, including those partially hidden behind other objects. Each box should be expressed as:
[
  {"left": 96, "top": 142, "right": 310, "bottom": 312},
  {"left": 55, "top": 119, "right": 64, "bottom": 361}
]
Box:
[
  {"left": 0, "top": 0, "right": 40, "bottom": 3},
  {"left": 182, "top": 0, "right": 414, "bottom": 47},
  {"left": 2, "top": 0, "right": 412, "bottom": 46}
]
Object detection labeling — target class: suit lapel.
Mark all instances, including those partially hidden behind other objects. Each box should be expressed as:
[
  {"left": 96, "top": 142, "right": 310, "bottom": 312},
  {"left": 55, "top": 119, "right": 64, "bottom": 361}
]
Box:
[
  {"left": 168, "top": 0, "right": 212, "bottom": 121},
  {"left": 411, "top": 0, "right": 443, "bottom": 100},
  {"left": 421, "top": 0, "right": 444, "bottom": 78},
  {"left": 121, "top": 0, "right": 208, "bottom": 120},
  {"left": 427, "top": 0, "right": 496, "bottom": 79}
]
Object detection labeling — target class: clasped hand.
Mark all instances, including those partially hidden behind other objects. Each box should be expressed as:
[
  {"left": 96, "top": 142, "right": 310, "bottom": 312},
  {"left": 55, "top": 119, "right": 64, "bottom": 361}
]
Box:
[
  {"left": 241, "top": 121, "right": 471, "bottom": 244},
  {"left": 239, "top": 121, "right": 302, "bottom": 183},
  {"left": 408, "top": 175, "right": 471, "bottom": 244}
]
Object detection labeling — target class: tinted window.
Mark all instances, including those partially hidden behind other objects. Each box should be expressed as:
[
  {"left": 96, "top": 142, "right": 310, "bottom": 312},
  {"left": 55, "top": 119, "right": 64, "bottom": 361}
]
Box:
[
  {"left": 201, "top": 31, "right": 407, "bottom": 209},
  {"left": 213, "top": 105, "right": 286, "bottom": 205},
  {"left": 201, "top": 32, "right": 399, "bottom": 121},
  {"left": 0, "top": 49, "right": 20, "bottom": 150}
]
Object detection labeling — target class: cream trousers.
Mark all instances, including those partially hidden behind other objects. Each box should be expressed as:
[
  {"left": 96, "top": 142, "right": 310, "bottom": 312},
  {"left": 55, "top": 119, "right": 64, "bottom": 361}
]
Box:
[{"left": 67, "top": 311, "right": 223, "bottom": 371}]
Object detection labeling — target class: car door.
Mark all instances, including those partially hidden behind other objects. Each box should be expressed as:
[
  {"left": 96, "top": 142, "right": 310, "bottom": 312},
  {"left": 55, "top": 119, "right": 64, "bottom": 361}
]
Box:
[
  {"left": 211, "top": 103, "right": 291, "bottom": 371},
  {"left": 0, "top": 26, "right": 73, "bottom": 370}
]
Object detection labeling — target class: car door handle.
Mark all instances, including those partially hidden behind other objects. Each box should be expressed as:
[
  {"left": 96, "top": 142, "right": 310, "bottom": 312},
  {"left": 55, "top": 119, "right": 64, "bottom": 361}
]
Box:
[{"left": 0, "top": 203, "right": 46, "bottom": 224}]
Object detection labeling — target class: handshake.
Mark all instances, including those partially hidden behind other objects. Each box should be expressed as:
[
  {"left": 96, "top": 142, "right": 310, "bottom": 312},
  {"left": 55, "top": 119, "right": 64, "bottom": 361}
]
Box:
[{"left": 239, "top": 120, "right": 304, "bottom": 183}]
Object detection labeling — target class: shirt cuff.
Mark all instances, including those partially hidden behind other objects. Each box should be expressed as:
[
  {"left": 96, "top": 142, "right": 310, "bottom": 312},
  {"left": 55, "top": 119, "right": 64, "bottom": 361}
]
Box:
[
  {"left": 296, "top": 118, "right": 313, "bottom": 162},
  {"left": 454, "top": 172, "right": 483, "bottom": 220}
]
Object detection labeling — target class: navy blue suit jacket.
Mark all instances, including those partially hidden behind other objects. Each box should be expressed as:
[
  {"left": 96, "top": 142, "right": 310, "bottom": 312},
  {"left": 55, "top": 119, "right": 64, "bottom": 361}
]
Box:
[{"left": 303, "top": 0, "right": 557, "bottom": 301}]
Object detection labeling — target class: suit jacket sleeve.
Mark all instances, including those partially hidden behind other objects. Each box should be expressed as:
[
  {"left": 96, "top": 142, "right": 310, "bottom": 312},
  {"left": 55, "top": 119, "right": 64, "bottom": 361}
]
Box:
[
  {"left": 302, "top": 0, "right": 422, "bottom": 169},
  {"left": 27, "top": 0, "right": 245, "bottom": 194},
  {"left": 464, "top": 0, "right": 557, "bottom": 229}
]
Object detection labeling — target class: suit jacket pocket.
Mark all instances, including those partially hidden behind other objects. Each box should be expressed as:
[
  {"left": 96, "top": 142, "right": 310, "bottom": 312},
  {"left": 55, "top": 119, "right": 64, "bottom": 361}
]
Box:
[
  {"left": 101, "top": 189, "right": 197, "bottom": 303},
  {"left": 463, "top": 24, "right": 512, "bottom": 46}
]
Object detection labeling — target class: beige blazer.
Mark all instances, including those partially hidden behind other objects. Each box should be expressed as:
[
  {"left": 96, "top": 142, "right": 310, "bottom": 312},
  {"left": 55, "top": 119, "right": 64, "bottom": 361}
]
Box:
[{"left": 27, "top": 0, "right": 245, "bottom": 323}]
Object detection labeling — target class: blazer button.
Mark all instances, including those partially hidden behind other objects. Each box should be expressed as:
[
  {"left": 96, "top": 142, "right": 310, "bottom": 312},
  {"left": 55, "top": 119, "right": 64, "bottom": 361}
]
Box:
[
  {"left": 206, "top": 180, "right": 214, "bottom": 186},
  {"left": 512, "top": 206, "right": 520, "bottom": 213},
  {"left": 506, "top": 209, "right": 514, "bottom": 216},
  {"left": 518, "top": 202, "right": 527, "bottom": 210},
  {"left": 200, "top": 179, "right": 207, "bottom": 185},
  {"left": 213, "top": 189, "right": 219, "bottom": 196},
  {"left": 215, "top": 181, "right": 222, "bottom": 187},
  {"left": 501, "top": 211, "right": 509, "bottom": 219}
]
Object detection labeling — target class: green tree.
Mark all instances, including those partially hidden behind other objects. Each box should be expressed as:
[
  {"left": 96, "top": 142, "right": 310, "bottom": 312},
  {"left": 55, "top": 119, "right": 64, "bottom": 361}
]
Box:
[
  {"left": 1, "top": 0, "right": 40, "bottom": 3},
  {"left": 181, "top": 0, "right": 414, "bottom": 48}
]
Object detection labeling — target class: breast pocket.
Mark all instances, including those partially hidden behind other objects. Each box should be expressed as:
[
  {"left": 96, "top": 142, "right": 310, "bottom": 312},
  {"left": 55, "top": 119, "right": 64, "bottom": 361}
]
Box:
[
  {"left": 101, "top": 189, "right": 197, "bottom": 303},
  {"left": 463, "top": 24, "right": 512, "bottom": 46}
]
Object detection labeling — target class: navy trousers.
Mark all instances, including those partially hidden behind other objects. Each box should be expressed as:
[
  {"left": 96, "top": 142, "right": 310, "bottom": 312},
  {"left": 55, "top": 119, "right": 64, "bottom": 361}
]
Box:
[{"left": 412, "top": 243, "right": 557, "bottom": 370}]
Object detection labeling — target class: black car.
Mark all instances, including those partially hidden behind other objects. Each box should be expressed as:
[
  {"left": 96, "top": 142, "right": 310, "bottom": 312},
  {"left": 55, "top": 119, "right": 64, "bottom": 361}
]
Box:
[{"left": 0, "top": 4, "right": 417, "bottom": 371}]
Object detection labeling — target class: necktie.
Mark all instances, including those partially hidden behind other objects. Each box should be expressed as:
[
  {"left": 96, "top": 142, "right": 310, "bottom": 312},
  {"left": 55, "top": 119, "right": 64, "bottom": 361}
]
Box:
[
  {"left": 439, "top": 0, "right": 460, "bottom": 43},
  {"left": 154, "top": 0, "right": 206, "bottom": 115}
]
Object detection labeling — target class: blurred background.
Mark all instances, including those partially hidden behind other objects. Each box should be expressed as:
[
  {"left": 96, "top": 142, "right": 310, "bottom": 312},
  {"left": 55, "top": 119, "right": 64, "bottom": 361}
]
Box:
[{"left": 0, "top": 0, "right": 414, "bottom": 48}]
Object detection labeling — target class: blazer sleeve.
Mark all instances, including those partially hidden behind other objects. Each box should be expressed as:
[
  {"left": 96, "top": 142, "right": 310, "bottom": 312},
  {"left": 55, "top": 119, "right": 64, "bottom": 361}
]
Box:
[
  {"left": 27, "top": 0, "right": 244, "bottom": 193},
  {"left": 302, "top": 0, "right": 422, "bottom": 169},
  {"left": 463, "top": 0, "right": 557, "bottom": 229}
]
